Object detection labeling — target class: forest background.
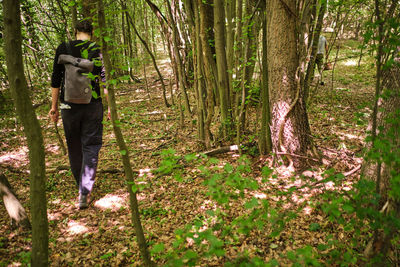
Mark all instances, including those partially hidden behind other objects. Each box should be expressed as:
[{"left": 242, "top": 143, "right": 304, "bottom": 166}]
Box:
[{"left": 0, "top": 0, "right": 399, "bottom": 266}]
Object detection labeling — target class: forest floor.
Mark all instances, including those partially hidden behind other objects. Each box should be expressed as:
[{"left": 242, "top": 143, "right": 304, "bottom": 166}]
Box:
[{"left": 0, "top": 39, "right": 375, "bottom": 266}]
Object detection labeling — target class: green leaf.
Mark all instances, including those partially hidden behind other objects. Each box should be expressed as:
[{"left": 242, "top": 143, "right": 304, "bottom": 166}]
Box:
[
  {"left": 150, "top": 243, "right": 164, "bottom": 254},
  {"left": 120, "top": 150, "right": 127, "bottom": 155},
  {"left": 317, "top": 244, "right": 329, "bottom": 251},
  {"left": 91, "top": 91, "right": 98, "bottom": 99},
  {"left": 244, "top": 197, "right": 259, "bottom": 210},
  {"left": 183, "top": 250, "right": 197, "bottom": 260},
  {"left": 309, "top": 223, "right": 320, "bottom": 231},
  {"left": 224, "top": 163, "right": 234, "bottom": 173},
  {"left": 67, "top": 1, "right": 76, "bottom": 7},
  {"left": 342, "top": 204, "right": 354, "bottom": 213},
  {"left": 268, "top": 258, "right": 279, "bottom": 267},
  {"left": 184, "top": 153, "right": 197, "bottom": 162},
  {"left": 270, "top": 243, "right": 278, "bottom": 249},
  {"left": 81, "top": 49, "right": 89, "bottom": 59},
  {"left": 131, "top": 184, "right": 138, "bottom": 193}
]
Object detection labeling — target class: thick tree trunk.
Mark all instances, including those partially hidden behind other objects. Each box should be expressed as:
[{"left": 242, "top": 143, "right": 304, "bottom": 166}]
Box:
[
  {"left": 3, "top": 1, "right": 48, "bottom": 266},
  {"left": 185, "top": 0, "right": 207, "bottom": 144},
  {"left": 267, "top": 0, "right": 312, "bottom": 170},
  {"left": 97, "top": 1, "right": 153, "bottom": 266},
  {"left": 0, "top": 173, "right": 31, "bottom": 230},
  {"left": 214, "top": 0, "right": 231, "bottom": 139},
  {"left": 226, "top": 0, "right": 236, "bottom": 96},
  {"left": 82, "top": 0, "right": 96, "bottom": 19},
  {"left": 259, "top": 10, "right": 272, "bottom": 155},
  {"left": 199, "top": 0, "right": 217, "bottom": 148}
]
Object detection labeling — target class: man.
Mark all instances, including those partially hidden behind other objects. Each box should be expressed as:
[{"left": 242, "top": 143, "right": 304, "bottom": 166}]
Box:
[
  {"left": 316, "top": 34, "right": 328, "bottom": 85},
  {"left": 49, "top": 20, "right": 109, "bottom": 209}
]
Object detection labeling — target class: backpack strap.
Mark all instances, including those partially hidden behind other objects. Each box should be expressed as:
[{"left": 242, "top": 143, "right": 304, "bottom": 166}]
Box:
[{"left": 65, "top": 41, "right": 73, "bottom": 56}]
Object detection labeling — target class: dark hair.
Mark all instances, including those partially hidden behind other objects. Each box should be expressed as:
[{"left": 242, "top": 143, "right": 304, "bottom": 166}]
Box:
[{"left": 75, "top": 20, "right": 93, "bottom": 34}]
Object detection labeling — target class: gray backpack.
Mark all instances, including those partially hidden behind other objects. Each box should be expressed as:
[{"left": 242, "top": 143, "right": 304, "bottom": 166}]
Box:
[{"left": 58, "top": 42, "right": 95, "bottom": 104}]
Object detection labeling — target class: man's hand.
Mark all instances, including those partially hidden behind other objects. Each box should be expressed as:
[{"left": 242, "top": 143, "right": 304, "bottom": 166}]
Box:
[{"left": 49, "top": 108, "right": 59, "bottom": 123}]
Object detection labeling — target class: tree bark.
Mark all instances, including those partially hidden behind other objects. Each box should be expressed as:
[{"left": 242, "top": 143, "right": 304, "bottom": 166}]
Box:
[
  {"left": 185, "top": 0, "right": 207, "bottom": 144},
  {"left": 267, "top": 0, "right": 312, "bottom": 170},
  {"left": 214, "top": 0, "right": 232, "bottom": 138},
  {"left": 3, "top": 0, "right": 48, "bottom": 265},
  {"left": 97, "top": 1, "right": 153, "bottom": 266},
  {"left": 198, "top": 0, "right": 217, "bottom": 148},
  {"left": 258, "top": 9, "right": 272, "bottom": 155}
]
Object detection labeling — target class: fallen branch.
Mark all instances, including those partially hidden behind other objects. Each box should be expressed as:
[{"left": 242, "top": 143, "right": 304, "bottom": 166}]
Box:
[
  {"left": 200, "top": 145, "right": 239, "bottom": 157},
  {"left": 343, "top": 165, "right": 361, "bottom": 177}
]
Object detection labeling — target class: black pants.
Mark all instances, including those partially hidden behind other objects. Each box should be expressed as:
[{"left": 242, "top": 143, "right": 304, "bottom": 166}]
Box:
[{"left": 61, "top": 101, "right": 103, "bottom": 196}]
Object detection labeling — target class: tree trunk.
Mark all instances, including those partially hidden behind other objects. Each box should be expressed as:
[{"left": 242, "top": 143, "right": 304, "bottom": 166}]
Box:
[
  {"left": 226, "top": 0, "right": 236, "bottom": 98},
  {"left": 71, "top": 2, "right": 77, "bottom": 30},
  {"left": 259, "top": 9, "right": 272, "bottom": 155},
  {"left": 267, "top": 0, "right": 312, "bottom": 170},
  {"left": 0, "top": 173, "right": 31, "bottom": 230},
  {"left": 97, "top": 1, "right": 153, "bottom": 266},
  {"left": 198, "top": 0, "right": 217, "bottom": 148},
  {"left": 214, "top": 0, "right": 232, "bottom": 139},
  {"left": 184, "top": 0, "right": 207, "bottom": 144},
  {"left": 3, "top": 0, "right": 49, "bottom": 266},
  {"left": 82, "top": 0, "right": 96, "bottom": 19}
]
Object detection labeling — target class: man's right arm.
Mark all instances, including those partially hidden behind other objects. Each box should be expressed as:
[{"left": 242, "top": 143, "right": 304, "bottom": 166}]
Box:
[
  {"left": 49, "top": 87, "right": 60, "bottom": 122},
  {"left": 49, "top": 43, "right": 64, "bottom": 123}
]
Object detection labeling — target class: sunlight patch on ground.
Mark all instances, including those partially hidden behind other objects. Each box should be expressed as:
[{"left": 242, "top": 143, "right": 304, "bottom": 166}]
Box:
[
  {"left": 0, "top": 146, "right": 28, "bottom": 167},
  {"left": 253, "top": 192, "right": 267, "bottom": 199},
  {"left": 158, "top": 59, "right": 170, "bottom": 65},
  {"left": 338, "top": 132, "right": 363, "bottom": 142},
  {"left": 139, "top": 168, "right": 152, "bottom": 178},
  {"left": 45, "top": 144, "right": 62, "bottom": 155},
  {"left": 200, "top": 200, "right": 217, "bottom": 211},
  {"left": 94, "top": 194, "right": 127, "bottom": 212},
  {"left": 303, "top": 206, "right": 313, "bottom": 215},
  {"left": 48, "top": 212, "right": 63, "bottom": 221},
  {"left": 67, "top": 220, "right": 89, "bottom": 235},
  {"left": 343, "top": 59, "right": 358, "bottom": 66}
]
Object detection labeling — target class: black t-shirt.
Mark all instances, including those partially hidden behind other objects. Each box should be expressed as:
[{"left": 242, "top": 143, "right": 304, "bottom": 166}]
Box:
[{"left": 51, "top": 40, "right": 105, "bottom": 103}]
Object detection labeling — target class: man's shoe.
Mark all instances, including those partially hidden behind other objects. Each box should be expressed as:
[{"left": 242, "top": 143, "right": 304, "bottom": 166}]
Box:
[
  {"left": 79, "top": 194, "right": 89, "bottom": 209},
  {"left": 320, "top": 81, "right": 325, "bottom": 85}
]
